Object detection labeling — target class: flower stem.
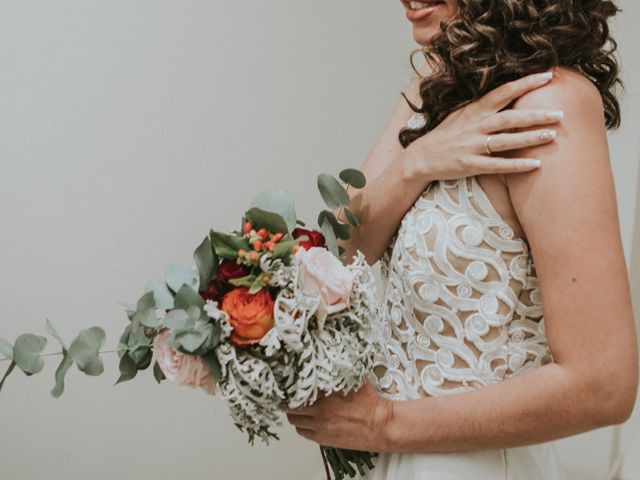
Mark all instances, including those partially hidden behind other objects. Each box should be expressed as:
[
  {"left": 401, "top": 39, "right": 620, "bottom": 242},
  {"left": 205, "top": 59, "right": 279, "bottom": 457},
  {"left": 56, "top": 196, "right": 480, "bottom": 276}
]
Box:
[{"left": 0, "top": 346, "right": 129, "bottom": 363}]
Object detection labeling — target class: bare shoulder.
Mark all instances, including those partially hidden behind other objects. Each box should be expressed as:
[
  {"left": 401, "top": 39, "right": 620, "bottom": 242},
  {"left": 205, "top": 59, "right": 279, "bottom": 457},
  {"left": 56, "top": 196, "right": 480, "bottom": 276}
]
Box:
[{"left": 512, "top": 66, "right": 605, "bottom": 125}]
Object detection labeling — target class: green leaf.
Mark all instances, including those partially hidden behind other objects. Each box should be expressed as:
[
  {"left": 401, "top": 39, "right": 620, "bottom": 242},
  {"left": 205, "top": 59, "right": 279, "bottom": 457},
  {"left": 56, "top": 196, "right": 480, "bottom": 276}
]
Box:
[
  {"left": 174, "top": 284, "right": 205, "bottom": 310},
  {"left": 119, "top": 321, "right": 152, "bottom": 367},
  {"left": 0, "top": 337, "right": 13, "bottom": 360},
  {"left": 163, "top": 309, "right": 191, "bottom": 330},
  {"left": 194, "top": 236, "right": 217, "bottom": 290},
  {"left": 229, "top": 274, "right": 257, "bottom": 287},
  {"left": 244, "top": 207, "right": 289, "bottom": 234},
  {"left": 153, "top": 361, "right": 165, "bottom": 384},
  {"left": 144, "top": 280, "right": 174, "bottom": 310},
  {"left": 13, "top": 334, "right": 47, "bottom": 375},
  {"left": 115, "top": 353, "right": 138, "bottom": 385},
  {"left": 165, "top": 262, "right": 200, "bottom": 293},
  {"left": 318, "top": 220, "right": 339, "bottom": 257},
  {"left": 318, "top": 173, "right": 350, "bottom": 209},
  {"left": 273, "top": 238, "right": 295, "bottom": 259},
  {"left": 51, "top": 354, "right": 73, "bottom": 398},
  {"left": 68, "top": 327, "right": 106, "bottom": 376},
  {"left": 248, "top": 189, "right": 297, "bottom": 233},
  {"left": 318, "top": 210, "right": 351, "bottom": 240},
  {"left": 133, "top": 291, "right": 159, "bottom": 328},
  {"left": 171, "top": 327, "right": 209, "bottom": 353},
  {"left": 0, "top": 361, "right": 16, "bottom": 393},
  {"left": 203, "top": 350, "right": 222, "bottom": 382},
  {"left": 339, "top": 168, "right": 366, "bottom": 189},
  {"left": 248, "top": 275, "right": 266, "bottom": 294},
  {"left": 45, "top": 319, "right": 67, "bottom": 351},
  {"left": 210, "top": 231, "right": 250, "bottom": 259},
  {"left": 343, "top": 207, "right": 360, "bottom": 227}
]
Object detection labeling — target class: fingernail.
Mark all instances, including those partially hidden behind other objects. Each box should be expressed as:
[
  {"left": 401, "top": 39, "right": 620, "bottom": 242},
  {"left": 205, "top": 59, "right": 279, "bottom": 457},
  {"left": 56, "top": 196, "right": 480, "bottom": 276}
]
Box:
[
  {"left": 525, "top": 160, "right": 542, "bottom": 168},
  {"left": 536, "top": 72, "right": 553, "bottom": 83},
  {"left": 547, "top": 110, "right": 564, "bottom": 120},
  {"left": 540, "top": 130, "right": 557, "bottom": 140}
]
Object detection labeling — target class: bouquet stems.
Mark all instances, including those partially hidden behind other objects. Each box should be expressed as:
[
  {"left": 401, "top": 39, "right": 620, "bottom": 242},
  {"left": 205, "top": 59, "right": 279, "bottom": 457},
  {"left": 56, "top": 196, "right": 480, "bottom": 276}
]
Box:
[{"left": 320, "top": 446, "right": 377, "bottom": 479}]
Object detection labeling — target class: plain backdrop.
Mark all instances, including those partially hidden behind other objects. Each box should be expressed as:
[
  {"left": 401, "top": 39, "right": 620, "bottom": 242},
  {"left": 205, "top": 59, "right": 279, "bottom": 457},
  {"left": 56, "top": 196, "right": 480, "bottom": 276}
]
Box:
[{"left": 0, "top": 1, "right": 638, "bottom": 479}]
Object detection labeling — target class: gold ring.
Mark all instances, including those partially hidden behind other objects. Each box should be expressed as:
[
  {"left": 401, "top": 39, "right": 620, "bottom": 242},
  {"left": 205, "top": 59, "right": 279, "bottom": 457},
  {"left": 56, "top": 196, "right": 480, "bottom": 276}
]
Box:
[{"left": 485, "top": 135, "right": 494, "bottom": 155}]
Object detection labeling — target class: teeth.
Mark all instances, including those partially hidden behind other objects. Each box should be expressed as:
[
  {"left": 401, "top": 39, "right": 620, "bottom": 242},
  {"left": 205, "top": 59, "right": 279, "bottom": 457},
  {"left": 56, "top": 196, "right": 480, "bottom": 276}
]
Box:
[{"left": 410, "top": 1, "right": 436, "bottom": 9}]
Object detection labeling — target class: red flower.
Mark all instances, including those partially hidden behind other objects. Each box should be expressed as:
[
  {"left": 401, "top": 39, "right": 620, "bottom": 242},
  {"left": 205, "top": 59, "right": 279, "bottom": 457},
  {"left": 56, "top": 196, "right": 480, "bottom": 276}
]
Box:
[
  {"left": 201, "top": 282, "right": 222, "bottom": 303},
  {"left": 292, "top": 227, "right": 327, "bottom": 250},
  {"left": 216, "top": 260, "right": 247, "bottom": 288}
]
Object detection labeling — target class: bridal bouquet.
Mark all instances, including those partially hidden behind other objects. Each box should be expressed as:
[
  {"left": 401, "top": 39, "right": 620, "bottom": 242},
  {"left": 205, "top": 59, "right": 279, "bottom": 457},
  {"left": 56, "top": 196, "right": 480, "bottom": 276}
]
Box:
[{"left": 0, "top": 169, "right": 380, "bottom": 479}]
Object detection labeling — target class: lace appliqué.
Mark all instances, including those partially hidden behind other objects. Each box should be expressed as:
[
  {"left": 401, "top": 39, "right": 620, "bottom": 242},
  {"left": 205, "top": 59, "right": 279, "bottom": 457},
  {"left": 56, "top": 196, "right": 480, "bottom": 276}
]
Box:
[{"left": 369, "top": 173, "right": 553, "bottom": 401}]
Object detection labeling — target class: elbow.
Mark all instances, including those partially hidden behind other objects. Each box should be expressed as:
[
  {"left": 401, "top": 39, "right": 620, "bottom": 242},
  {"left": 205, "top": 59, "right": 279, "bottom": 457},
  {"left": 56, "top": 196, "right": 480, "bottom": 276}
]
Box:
[{"left": 586, "top": 361, "right": 639, "bottom": 427}]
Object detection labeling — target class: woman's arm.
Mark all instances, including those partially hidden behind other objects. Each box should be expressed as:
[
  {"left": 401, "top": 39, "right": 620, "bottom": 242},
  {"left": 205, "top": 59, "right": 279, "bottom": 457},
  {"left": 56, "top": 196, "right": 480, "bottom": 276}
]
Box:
[
  {"left": 286, "top": 68, "right": 638, "bottom": 454},
  {"left": 383, "top": 67, "right": 639, "bottom": 453},
  {"left": 339, "top": 72, "right": 564, "bottom": 264}
]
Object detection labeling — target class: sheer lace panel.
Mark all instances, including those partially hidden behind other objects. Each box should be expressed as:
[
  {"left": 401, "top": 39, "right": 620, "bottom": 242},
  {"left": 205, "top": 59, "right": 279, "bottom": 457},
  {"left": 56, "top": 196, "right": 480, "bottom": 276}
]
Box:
[{"left": 370, "top": 172, "right": 553, "bottom": 401}]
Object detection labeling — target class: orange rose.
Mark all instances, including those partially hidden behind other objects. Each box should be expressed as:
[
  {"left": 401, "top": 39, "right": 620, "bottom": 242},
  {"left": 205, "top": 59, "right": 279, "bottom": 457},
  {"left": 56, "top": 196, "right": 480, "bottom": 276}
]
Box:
[{"left": 220, "top": 287, "right": 275, "bottom": 346}]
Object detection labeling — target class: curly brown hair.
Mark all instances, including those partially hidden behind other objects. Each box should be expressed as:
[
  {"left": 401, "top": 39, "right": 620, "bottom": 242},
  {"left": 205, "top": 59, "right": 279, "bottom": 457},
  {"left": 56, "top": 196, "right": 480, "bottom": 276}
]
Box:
[{"left": 399, "top": 0, "right": 622, "bottom": 148}]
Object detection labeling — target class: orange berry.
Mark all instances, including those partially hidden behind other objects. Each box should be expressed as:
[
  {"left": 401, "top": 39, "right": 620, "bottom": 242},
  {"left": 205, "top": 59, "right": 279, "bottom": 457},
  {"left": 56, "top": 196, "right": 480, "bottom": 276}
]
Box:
[
  {"left": 249, "top": 251, "right": 258, "bottom": 261},
  {"left": 257, "top": 228, "right": 268, "bottom": 240},
  {"left": 243, "top": 222, "right": 253, "bottom": 234},
  {"left": 265, "top": 241, "right": 274, "bottom": 251},
  {"left": 253, "top": 239, "right": 263, "bottom": 251},
  {"left": 293, "top": 244, "right": 300, "bottom": 253},
  {"left": 273, "top": 232, "right": 284, "bottom": 242},
  {"left": 238, "top": 249, "right": 247, "bottom": 257},
  {"left": 262, "top": 275, "right": 270, "bottom": 284}
]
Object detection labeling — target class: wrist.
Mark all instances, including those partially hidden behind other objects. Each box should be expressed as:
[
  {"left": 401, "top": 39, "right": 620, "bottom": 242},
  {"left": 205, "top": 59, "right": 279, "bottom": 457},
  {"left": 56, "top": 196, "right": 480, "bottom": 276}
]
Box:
[{"left": 399, "top": 147, "right": 432, "bottom": 188}]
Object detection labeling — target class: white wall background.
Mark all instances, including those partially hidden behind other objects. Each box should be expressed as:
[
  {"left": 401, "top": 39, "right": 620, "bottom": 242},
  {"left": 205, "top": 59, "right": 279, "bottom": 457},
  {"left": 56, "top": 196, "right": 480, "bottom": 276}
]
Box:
[{"left": 0, "top": 1, "right": 637, "bottom": 479}]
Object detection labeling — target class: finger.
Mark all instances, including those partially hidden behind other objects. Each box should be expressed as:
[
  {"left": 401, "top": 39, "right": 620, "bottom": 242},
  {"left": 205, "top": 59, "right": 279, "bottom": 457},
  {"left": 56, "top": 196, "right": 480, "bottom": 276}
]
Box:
[
  {"left": 295, "top": 426, "right": 316, "bottom": 441},
  {"left": 473, "top": 71, "right": 554, "bottom": 113},
  {"left": 287, "top": 413, "right": 316, "bottom": 430},
  {"left": 466, "top": 155, "right": 542, "bottom": 174},
  {"left": 484, "top": 128, "right": 557, "bottom": 153},
  {"left": 481, "top": 109, "right": 564, "bottom": 134}
]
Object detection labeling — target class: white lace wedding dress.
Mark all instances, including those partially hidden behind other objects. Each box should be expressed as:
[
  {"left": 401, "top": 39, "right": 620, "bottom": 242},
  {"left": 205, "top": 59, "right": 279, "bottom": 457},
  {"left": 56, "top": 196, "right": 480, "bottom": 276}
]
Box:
[{"left": 359, "top": 113, "right": 564, "bottom": 479}]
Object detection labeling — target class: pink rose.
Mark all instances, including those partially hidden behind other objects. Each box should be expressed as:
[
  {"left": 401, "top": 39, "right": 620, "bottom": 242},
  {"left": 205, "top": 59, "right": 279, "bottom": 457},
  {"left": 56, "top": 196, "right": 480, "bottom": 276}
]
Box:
[
  {"left": 295, "top": 246, "right": 356, "bottom": 326},
  {"left": 153, "top": 329, "right": 217, "bottom": 395}
]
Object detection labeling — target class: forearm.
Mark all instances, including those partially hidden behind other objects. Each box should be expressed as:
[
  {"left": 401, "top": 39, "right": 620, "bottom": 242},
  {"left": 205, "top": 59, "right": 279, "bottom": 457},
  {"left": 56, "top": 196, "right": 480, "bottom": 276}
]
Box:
[
  {"left": 337, "top": 150, "right": 430, "bottom": 264},
  {"left": 384, "top": 362, "right": 625, "bottom": 454}
]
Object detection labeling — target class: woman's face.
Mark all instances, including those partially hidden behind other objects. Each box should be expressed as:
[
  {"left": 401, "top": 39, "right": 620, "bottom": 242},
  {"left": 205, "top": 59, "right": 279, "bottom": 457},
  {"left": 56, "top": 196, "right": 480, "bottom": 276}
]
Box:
[{"left": 401, "top": 1, "right": 459, "bottom": 45}]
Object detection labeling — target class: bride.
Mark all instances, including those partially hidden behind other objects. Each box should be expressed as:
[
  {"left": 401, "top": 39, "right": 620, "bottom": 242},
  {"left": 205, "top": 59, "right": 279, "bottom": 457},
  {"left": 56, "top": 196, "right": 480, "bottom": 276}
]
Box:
[{"left": 286, "top": 0, "right": 639, "bottom": 478}]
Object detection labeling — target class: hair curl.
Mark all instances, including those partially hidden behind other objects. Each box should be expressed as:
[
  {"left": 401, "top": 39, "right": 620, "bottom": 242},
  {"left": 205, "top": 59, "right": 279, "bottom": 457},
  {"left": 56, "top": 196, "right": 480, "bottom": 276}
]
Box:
[{"left": 399, "top": 0, "right": 622, "bottom": 148}]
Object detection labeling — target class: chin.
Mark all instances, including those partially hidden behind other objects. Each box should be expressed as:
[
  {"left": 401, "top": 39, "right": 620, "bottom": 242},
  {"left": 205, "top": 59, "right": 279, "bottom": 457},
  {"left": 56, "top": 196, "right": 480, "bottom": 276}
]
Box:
[{"left": 402, "top": 0, "right": 458, "bottom": 45}]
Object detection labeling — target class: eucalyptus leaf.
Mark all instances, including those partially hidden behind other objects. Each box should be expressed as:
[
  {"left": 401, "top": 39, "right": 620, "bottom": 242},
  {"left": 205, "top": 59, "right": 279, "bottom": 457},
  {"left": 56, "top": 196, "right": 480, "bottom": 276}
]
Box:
[
  {"left": 134, "top": 291, "right": 159, "bottom": 328},
  {"left": 163, "top": 309, "right": 191, "bottom": 330},
  {"left": 248, "top": 189, "right": 297, "bottom": 233},
  {"left": 144, "top": 280, "right": 174, "bottom": 310},
  {"left": 318, "top": 173, "right": 350, "bottom": 209},
  {"left": 339, "top": 168, "right": 366, "bottom": 189},
  {"left": 45, "top": 320, "right": 67, "bottom": 351},
  {"left": 244, "top": 207, "right": 289, "bottom": 234},
  {"left": 194, "top": 236, "right": 217, "bottom": 290},
  {"left": 13, "top": 334, "right": 47, "bottom": 375},
  {"left": 343, "top": 207, "right": 360, "bottom": 227},
  {"left": 318, "top": 210, "right": 351, "bottom": 240},
  {"left": 68, "top": 327, "right": 106, "bottom": 376},
  {"left": 115, "top": 353, "right": 137, "bottom": 385},
  {"left": 165, "top": 262, "right": 200, "bottom": 294},
  {"left": 170, "top": 327, "right": 209, "bottom": 354},
  {"left": 121, "top": 321, "right": 152, "bottom": 367},
  {"left": 153, "top": 361, "right": 166, "bottom": 384},
  {"left": 318, "top": 220, "right": 339, "bottom": 257},
  {"left": 210, "top": 231, "right": 250, "bottom": 259},
  {"left": 174, "top": 284, "right": 205, "bottom": 310},
  {"left": 51, "top": 354, "right": 73, "bottom": 398},
  {"left": 0, "top": 337, "right": 13, "bottom": 361}
]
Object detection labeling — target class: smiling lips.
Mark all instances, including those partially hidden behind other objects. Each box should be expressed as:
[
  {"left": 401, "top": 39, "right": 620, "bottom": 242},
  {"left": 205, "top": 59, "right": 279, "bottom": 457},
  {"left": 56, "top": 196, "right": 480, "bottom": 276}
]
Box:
[{"left": 405, "top": 1, "right": 445, "bottom": 22}]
